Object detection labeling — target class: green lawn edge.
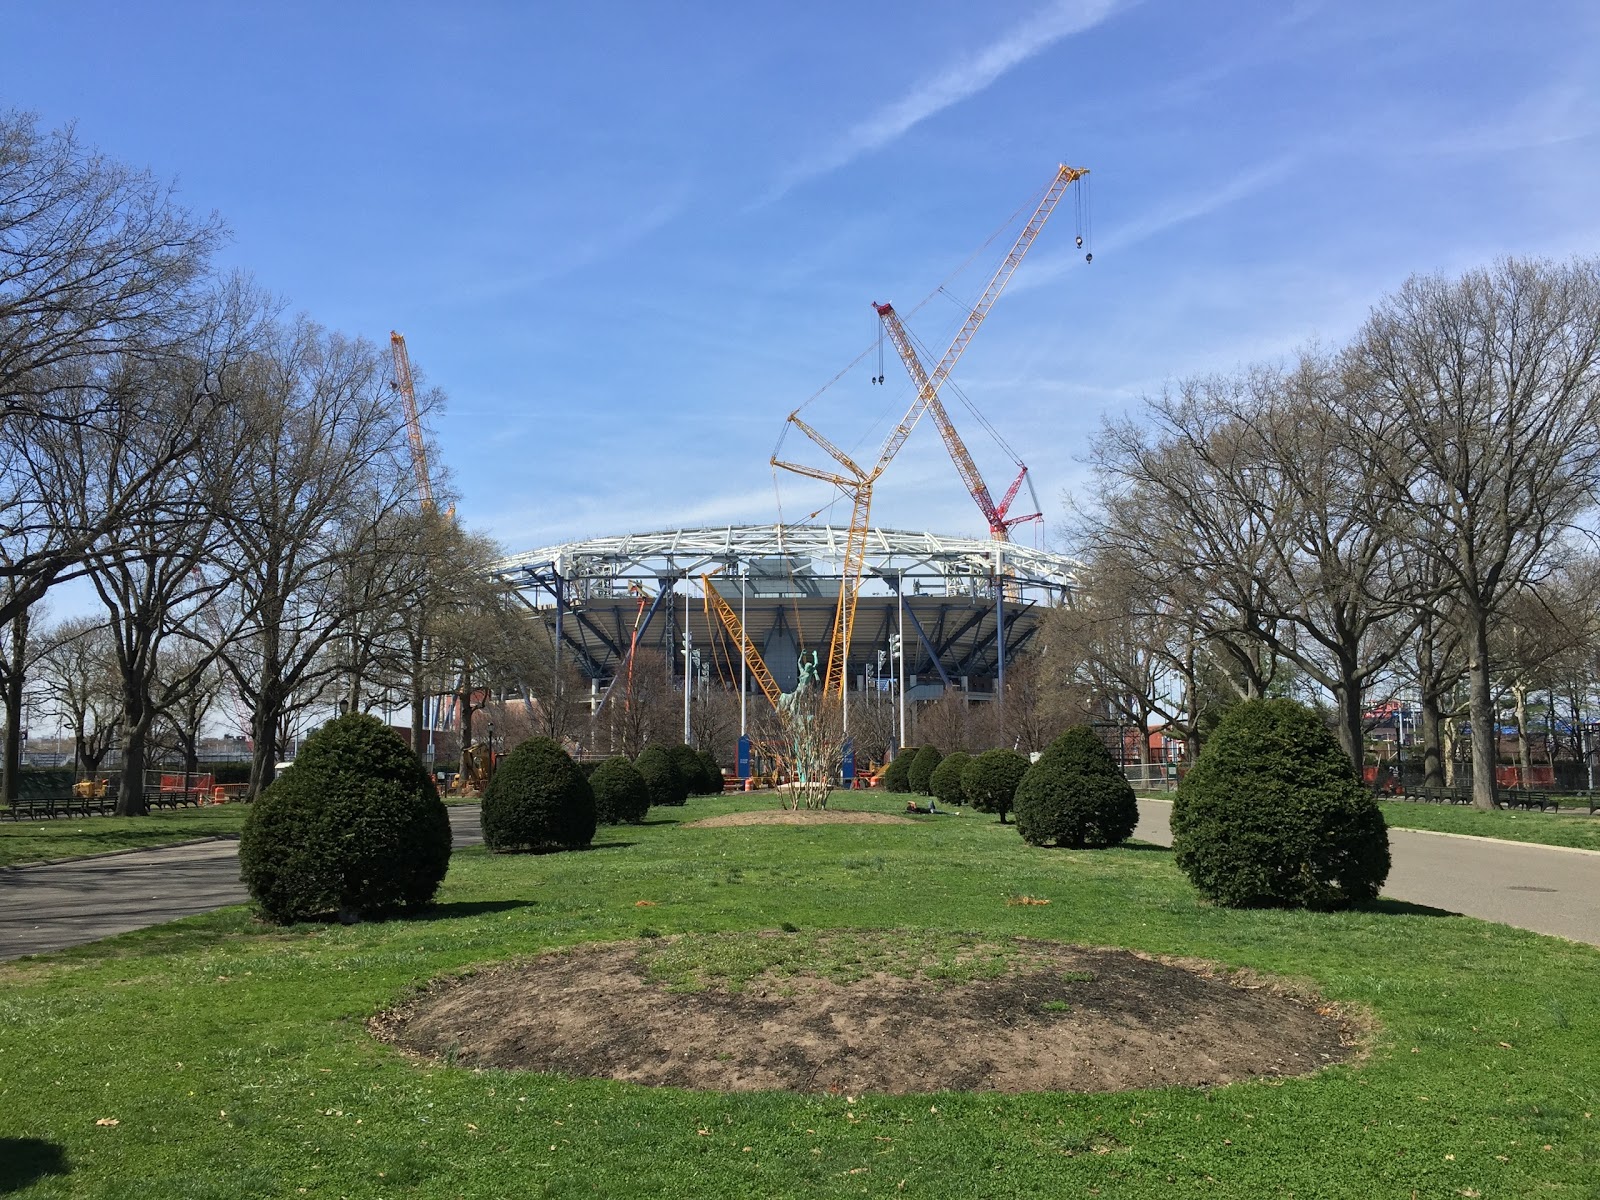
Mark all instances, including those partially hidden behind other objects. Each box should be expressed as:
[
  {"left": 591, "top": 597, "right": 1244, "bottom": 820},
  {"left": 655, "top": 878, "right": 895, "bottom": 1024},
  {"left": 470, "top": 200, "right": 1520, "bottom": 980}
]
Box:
[{"left": 1, "top": 790, "right": 1596, "bottom": 1198}]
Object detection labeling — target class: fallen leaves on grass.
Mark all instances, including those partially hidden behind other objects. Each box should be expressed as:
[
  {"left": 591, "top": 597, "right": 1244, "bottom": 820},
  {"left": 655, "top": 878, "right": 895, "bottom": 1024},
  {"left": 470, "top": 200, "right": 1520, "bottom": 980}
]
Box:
[
  {"left": 94, "top": 1118, "right": 118, "bottom": 1127},
  {"left": 634, "top": 901, "right": 657, "bottom": 907},
  {"left": 1007, "top": 896, "right": 1051, "bottom": 906}
]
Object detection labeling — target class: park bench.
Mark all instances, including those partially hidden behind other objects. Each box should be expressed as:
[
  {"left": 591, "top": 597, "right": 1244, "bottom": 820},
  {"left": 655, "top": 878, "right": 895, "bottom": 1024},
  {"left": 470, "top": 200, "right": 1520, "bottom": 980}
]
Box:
[
  {"left": 1497, "top": 790, "right": 1561, "bottom": 813},
  {"left": 3, "top": 774, "right": 75, "bottom": 820},
  {"left": 1399, "top": 785, "right": 1472, "bottom": 805},
  {"left": 146, "top": 773, "right": 212, "bottom": 810}
]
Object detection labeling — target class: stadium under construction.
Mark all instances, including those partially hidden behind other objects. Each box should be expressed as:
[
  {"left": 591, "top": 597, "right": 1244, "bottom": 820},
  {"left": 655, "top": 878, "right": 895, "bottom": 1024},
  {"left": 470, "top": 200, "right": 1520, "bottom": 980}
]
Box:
[{"left": 492, "top": 523, "right": 1079, "bottom": 716}]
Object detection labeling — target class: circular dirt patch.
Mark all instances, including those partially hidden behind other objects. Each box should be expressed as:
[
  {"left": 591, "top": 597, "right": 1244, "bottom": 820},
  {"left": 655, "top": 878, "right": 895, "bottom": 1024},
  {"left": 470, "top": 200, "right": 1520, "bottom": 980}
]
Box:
[
  {"left": 373, "top": 934, "right": 1360, "bottom": 1095},
  {"left": 684, "top": 809, "right": 915, "bottom": 828}
]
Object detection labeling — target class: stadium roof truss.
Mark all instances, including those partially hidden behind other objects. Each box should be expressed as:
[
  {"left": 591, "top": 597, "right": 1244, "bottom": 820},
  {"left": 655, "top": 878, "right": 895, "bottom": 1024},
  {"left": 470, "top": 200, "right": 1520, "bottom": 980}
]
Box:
[{"left": 492, "top": 524, "right": 1080, "bottom": 701}]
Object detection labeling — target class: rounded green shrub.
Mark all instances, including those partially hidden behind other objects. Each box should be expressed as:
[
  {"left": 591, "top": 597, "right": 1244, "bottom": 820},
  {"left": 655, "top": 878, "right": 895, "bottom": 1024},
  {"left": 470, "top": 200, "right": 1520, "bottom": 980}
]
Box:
[
  {"left": 239, "top": 712, "right": 450, "bottom": 924},
  {"left": 880, "top": 748, "right": 917, "bottom": 793},
  {"left": 1013, "top": 727, "right": 1137, "bottom": 848},
  {"left": 589, "top": 755, "right": 651, "bottom": 825},
  {"left": 929, "top": 750, "right": 972, "bottom": 807},
  {"left": 908, "top": 746, "right": 943, "bottom": 796},
  {"left": 669, "top": 744, "right": 709, "bottom": 796},
  {"left": 961, "top": 748, "right": 1030, "bottom": 824},
  {"left": 481, "top": 736, "right": 596, "bottom": 852},
  {"left": 696, "top": 749, "right": 724, "bottom": 795},
  {"left": 635, "top": 744, "right": 688, "bottom": 807},
  {"left": 1172, "top": 698, "right": 1390, "bottom": 909}
]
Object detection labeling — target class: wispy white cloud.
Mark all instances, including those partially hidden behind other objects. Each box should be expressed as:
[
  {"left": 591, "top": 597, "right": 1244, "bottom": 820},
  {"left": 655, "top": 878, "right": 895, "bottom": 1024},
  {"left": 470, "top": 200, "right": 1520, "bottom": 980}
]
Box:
[
  {"left": 766, "top": 0, "right": 1126, "bottom": 200},
  {"left": 1006, "top": 152, "right": 1301, "bottom": 295}
]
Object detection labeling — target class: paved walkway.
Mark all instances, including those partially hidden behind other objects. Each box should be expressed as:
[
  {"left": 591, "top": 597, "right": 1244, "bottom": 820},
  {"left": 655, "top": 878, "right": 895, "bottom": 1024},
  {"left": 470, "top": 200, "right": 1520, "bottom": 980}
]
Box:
[
  {"left": 5, "top": 804, "right": 1597, "bottom": 959},
  {"left": 1136, "top": 798, "right": 1600, "bottom": 947},
  {"left": 0, "top": 806, "right": 484, "bottom": 961}
]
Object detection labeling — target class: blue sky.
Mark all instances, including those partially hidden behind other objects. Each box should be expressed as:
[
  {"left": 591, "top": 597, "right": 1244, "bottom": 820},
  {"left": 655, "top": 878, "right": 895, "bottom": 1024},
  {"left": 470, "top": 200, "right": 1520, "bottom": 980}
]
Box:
[{"left": 7, "top": 1, "right": 1600, "bottom": 558}]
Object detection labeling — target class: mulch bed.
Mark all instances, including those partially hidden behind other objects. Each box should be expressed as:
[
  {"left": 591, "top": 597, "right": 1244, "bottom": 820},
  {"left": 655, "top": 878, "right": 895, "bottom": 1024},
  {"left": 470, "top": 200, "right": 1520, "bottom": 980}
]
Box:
[{"left": 373, "top": 938, "right": 1361, "bottom": 1095}]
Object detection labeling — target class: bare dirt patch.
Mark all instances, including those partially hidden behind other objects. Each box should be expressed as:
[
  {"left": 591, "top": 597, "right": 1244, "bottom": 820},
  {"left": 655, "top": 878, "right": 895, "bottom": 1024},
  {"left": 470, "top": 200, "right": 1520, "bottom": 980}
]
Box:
[
  {"left": 684, "top": 809, "right": 915, "bottom": 828},
  {"left": 373, "top": 936, "right": 1360, "bottom": 1095}
]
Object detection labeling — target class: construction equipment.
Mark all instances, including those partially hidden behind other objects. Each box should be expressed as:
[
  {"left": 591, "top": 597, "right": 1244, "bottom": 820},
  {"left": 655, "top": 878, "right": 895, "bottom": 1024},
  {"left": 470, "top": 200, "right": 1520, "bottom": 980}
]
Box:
[
  {"left": 703, "top": 569, "right": 783, "bottom": 710},
  {"left": 872, "top": 303, "right": 1042, "bottom": 541},
  {"left": 771, "top": 163, "right": 1088, "bottom": 699},
  {"left": 389, "top": 331, "right": 437, "bottom": 513}
]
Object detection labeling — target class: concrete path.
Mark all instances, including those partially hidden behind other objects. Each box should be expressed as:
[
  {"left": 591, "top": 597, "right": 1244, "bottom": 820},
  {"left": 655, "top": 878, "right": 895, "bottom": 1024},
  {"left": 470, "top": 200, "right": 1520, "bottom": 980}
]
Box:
[
  {"left": 0, "top": 806, "right": 484, "bottom": 962},
  {"left": 1136, "top": 797, "right": 1600, "bottom": 947}
]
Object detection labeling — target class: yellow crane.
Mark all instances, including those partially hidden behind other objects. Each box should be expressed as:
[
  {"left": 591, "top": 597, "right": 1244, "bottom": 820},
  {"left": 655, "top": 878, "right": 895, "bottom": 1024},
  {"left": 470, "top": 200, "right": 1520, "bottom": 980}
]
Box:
[
  {"left": 770, "top": 163, "right": 1088, "bottom": 699},
  {"left": 703, "top": 569, "right": 784, "bottom": 710}
]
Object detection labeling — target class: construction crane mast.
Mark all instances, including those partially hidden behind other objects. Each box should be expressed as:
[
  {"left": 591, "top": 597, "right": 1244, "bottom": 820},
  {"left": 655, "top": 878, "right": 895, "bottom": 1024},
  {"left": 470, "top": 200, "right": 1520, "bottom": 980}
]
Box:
[
  {"left": 389, "top": 331, "right": 436, "bottom": 513},
  {"left": 771, "top": 164, "right": 1088, "bottom": 699}
]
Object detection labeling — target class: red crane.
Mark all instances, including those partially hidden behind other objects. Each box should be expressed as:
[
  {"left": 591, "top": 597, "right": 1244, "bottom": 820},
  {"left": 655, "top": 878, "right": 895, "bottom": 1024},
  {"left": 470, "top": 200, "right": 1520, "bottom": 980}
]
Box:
[{"left": 872, "top": 303, "right": 1042, "bottom": 540}]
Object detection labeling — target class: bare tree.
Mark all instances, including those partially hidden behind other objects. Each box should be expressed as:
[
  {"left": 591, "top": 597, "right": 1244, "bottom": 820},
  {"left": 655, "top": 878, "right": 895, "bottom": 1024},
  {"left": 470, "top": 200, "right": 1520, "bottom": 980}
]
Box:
[
  {"left": 1349, "top": 258, "right": 1600, "bottom": 807},
  {"left": 34, "top": 616, "right": 122, "bottom": 777},
  {"left": 0, "top": 110, "right": 222, "bottom": 640},
  {"left": 214, "top": 319, "right": 416, "bottom": 794}
]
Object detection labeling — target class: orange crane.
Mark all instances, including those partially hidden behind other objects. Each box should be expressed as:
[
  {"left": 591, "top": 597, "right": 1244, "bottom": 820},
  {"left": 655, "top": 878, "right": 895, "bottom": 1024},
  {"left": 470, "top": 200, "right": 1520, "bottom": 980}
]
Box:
[
  {"left": 872, "top": 304, "right": 1041, "bottom": 541},
  {"left": 771, "top": 163, "right": 1088, "bottom": 699},
  {"left": 703, "top": 570, "right": 784, "bottom": 710},
  {"left": 389, "top": 331, "right": 436, "bottom": 513}
]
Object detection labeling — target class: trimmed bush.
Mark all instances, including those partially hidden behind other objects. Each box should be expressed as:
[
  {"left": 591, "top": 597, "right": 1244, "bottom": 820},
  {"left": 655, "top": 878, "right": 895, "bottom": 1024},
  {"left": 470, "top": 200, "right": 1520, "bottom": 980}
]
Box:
[
  {"left": 929, "top": 750, "right": 973, "bottom": 807},
  {"left": 481, "top": 736, "right": 596, "bottom": 852},
  {"left": 669, "top": 744, "right": 709, "bottom": 796},
  {"left": 908, "top": 746, "right": 943, "bottom": 796},
  {"left": 1013, "top": 727, "right": 1138, "bottom": 848},
  {"left": 589, "top": 755, "right": 651, "bottom": 825},
  {"left": 880, "top": 748, "right": 917, "bottom": 793},
  {"left": 961, "top": 748, "right": 1030, "bottom": 824},
  {"left": 635, "top": 745, "right": 688, "bottom": 807},
  {"left": 696, "top": 749, "right": 724, "bottom": 795},
  {"left": 1172, "top": 698, "right": 1390, "bottom": 910},
  {"left": 239, "top": 713, "right": 451, "bottom": 923}
]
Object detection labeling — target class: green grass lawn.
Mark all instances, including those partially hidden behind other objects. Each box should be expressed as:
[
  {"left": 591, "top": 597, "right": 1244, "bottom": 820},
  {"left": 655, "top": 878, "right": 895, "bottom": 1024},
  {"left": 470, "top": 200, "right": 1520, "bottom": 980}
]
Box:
[
  {"left": 2, "top": 793, "right": 1597, "bottom": 1198},
  {"left": 1378, "top": 801, "right": 1600, "bottom": 852},
  {"left": 0, "top": 805, "right": 249, "bottom": 868}
]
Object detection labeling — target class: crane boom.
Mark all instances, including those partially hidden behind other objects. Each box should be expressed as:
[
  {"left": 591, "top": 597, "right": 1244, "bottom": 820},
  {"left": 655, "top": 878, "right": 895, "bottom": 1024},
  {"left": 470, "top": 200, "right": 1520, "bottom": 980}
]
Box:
[
  {"left": 865, "top": 164, "right": 1088, "bottom": 481},
  {"left": 771, "top": 164, "right": 1087, "bottom": 699},
  {"left": 873, "top": 302, "right": 1005, "bottom": 535},
  {"left": 389, "top": 331, "right": 435, "bottom": 512},
  {"left": 703, "top": 571, "right": 784, "bottom": 711}
]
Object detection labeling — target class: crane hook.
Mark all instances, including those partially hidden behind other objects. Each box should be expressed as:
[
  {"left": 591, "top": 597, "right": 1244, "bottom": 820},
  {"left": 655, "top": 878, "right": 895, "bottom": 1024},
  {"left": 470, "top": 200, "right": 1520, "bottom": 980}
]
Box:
[
  {"left": 1075, "top": 235, "right": 1083, "bottom": 248},
  {"left": 1084, "top": 252, "right": 1093, "bottom": 264}
]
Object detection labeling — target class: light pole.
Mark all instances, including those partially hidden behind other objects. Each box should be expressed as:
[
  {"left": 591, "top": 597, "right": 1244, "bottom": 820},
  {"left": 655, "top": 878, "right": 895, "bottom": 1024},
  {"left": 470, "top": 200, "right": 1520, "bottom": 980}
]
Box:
[
  {"left": 739, "top": 567, "right": 748, "bottom": 739},
  {"left": 896, "top": 569, "right": 907, "bottom": 753},
  {"left": 682, "top": 577, "right": 692, "bottom": 745}
]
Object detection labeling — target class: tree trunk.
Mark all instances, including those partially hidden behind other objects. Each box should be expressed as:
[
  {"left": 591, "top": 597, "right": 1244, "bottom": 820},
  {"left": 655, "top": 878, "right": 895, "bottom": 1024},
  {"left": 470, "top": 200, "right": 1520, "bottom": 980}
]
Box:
[
  {"left": 1512, "top": 683, "right": 1531, "bottom": 790},
  {"left": 459, "top": 658, "right": 474, "bottom": 754},
  {"left": 1442, "top": 719, "right": 1457, "bottom": 789},
  {"left": 1334, "top": 672, "right": 1365, "bottom": 780},
  {"left": 1467, "top": 614, "right": 1497, "bottom": 810},
  {"left": 116, "top": 732, "right": 149, "bottom": 816},
  {"left": 1419, "top": 690, "right": 1444, "bottom": 788},
  {"left": 2, "top": 607, "right": 30, "bottom": 805}
]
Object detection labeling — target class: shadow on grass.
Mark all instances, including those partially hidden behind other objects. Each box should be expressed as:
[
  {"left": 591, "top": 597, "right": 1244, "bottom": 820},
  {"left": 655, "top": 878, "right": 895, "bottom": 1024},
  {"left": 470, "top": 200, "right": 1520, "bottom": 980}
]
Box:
[
  {"left": 0, "top": 1137, "right": 68, "bottom": 1193},
  {"left": 408, "top": 899, "right": 537, "bottom": 922},
  {"left": 1359, "top": 897, "right": 1459, "bottom": 919},
  {"left": 1118, "top": 841, "right": 1174, "bottom": 853}
]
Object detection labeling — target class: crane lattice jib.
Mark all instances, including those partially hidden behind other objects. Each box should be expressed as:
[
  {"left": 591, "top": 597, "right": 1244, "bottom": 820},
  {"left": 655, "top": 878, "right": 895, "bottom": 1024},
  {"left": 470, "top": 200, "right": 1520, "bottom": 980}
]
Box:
[
  {"left": 389, "top": 331, "right": 435, "bottom": 511},
  {"left": 873, "top": 303, "right": 1007, "bottom": 539},
  {"left": 823, "top": 481, "right": 874, "bottom": 699},
  {"left": 868, "top": 164, "right": 1087, "bottom": 480},
  {"left": 703, "top": 572, "right": 784, "bottom": 711}
]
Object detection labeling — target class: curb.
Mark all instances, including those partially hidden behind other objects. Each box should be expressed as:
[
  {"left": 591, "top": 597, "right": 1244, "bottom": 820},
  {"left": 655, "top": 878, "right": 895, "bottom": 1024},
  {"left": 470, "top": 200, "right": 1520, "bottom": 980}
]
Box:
[
  {"left": 0, "top": 835, "right": 240, "bottom": 873},
  {"left": 1137, "top": 795, "right": 1600, "bottom": 857}
]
